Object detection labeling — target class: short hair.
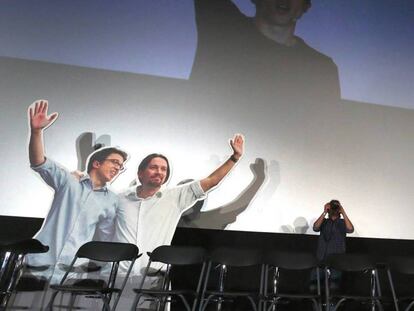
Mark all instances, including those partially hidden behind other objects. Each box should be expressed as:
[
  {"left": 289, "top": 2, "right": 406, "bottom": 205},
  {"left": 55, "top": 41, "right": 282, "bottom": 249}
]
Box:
[
  {"left": 87, "top": 147, "right": 128, "bottom": 173},
  {"left": 137, "top": 153, "right": 170, "bottom": 184},
  {"left": 252, "top": 0, "right": 311, "bottom": 4}
]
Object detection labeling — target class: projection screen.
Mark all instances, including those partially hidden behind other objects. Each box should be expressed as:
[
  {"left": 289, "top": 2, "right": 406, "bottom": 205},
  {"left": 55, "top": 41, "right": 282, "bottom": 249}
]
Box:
[{"left": 0, "top": 0, "right": 413, "bottom": 239}]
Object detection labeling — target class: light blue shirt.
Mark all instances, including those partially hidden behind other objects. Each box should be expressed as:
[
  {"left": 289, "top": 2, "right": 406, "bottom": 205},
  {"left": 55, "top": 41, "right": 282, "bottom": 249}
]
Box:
[{"left": 26, "top": 158, "right": 119, "bottom": 283}]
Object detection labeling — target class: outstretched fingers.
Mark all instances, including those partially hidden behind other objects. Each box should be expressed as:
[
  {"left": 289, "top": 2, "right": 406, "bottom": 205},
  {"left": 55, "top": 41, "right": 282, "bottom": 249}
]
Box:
[{"left": 28, "top": 99, "right": 58, "bottom": 130}]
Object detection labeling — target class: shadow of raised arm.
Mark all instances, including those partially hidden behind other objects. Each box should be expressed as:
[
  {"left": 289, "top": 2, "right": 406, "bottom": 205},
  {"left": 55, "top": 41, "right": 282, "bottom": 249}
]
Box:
[{"left": 178, "top": 158, "right": 267, "bottom": 229}]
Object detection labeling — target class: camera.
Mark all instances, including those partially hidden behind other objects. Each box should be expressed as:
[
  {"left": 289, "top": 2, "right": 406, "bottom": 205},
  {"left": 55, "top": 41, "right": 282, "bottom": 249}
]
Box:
[{"left": 329, "top": 200, "right": 341, "bottom": 211}]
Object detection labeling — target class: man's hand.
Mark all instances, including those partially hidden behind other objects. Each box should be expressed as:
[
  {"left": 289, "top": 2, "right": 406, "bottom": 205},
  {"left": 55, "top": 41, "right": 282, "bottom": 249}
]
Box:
[
  {"left": 29, "top": 100, "right": 58, "bottom": 132},
  {"left": 71, "top": 170, "right": 85, "bottom": 181},
  {"left": 200, "top": 134, "right": 245, "bottom": 192},
  {"left": 230, "top": 134, "right": 244, "bottom": 160},
  {"left": 339, "top": 203, "right": 354, "bottom": 233},
  {"left": 324, "top": 202, "right": 330, "bottom": 213},
  {"left": 28, "top": 99, "right": 58, "bottom": 166}
]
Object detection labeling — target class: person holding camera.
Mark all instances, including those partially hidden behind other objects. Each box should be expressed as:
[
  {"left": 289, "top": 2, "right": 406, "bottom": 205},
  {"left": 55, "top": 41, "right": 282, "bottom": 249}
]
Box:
[
  {"left": 313, "top": 200, "right": 354, "bottom": 261},
  {"left": 311, "top": 200, "right": 354, "bottom": 290}
]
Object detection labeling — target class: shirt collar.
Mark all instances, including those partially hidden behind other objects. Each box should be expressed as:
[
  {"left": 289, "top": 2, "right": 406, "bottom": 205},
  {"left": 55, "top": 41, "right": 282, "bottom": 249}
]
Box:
[
  {"left": 80, "top": 174, "right": 108, "bottom": 193},
  {"left": 125, "top": 185, "right": 164, "bottom": 201}
]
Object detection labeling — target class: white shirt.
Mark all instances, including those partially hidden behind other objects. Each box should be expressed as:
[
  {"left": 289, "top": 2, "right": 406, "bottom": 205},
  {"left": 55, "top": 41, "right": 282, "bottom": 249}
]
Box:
[{"left": 113, "top": 181, "right": 205, "bottom": 276}]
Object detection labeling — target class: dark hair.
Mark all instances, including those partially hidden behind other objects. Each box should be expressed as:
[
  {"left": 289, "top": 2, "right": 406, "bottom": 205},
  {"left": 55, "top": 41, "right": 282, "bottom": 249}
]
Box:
[
  {"left": 87, "top": 147, "right": 128, "bottom": 173},
  {"left": 137, "top": 153, "right": 170, "bottom": 184},
  {"left": 252, "top": 0, "right": 311, "bottom": 4}
]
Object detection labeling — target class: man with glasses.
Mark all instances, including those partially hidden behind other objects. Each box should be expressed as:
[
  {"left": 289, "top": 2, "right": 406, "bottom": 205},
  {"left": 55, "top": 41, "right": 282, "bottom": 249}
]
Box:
[{"left": 26, "top": 99, "right": 128, "bottom": 283}]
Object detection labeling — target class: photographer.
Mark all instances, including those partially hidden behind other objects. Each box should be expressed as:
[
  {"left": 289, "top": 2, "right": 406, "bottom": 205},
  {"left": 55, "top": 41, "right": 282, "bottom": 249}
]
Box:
[
  {"left": 311, "top": 200, "right": 354, "bottom": 289},
  {"left": 313, "top": 200, "right": 354, "bottom": 261}
]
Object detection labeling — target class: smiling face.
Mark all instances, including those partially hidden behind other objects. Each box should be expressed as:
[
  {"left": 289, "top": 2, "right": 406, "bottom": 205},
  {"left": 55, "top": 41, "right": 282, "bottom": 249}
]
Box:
[
  {"left": 255, "top": 0, "right": 310, "bottom": 26},
  {"left": 92, "top": 153, "right": 125, "bottom": 183},
  {"left": 138, "top": 157, "right": 169, "bottom": 189}
]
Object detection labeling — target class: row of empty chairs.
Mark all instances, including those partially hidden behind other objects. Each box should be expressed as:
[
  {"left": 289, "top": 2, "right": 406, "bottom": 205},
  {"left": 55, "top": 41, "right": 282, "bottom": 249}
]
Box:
[
  {"left": 2, "top": 240, "right": 414, "bottom": 310},
  {"left": 140, "top": 248, "right": 414, "bottom": 311}
]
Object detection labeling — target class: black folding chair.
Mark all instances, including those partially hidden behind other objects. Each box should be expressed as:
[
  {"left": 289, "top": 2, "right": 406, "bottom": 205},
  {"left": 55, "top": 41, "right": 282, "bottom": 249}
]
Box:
[
  {"left": 386, "top": 256, "right": 414, "bottom": 311},
  {"left": 261, "top": 251, "right": 322, "bottom": 311},
  {"left": 130, "top": 245, "right": 207, "bottom": 311},
  {"left": 199, "top": 247, "right": 262, "bottom": 311},
  {"left": 0, "top": 239, "right": 48, "bottom": 310},
  {"left": 47, "top": 241, "right": 139, "bottom": 311},
  {"left": 325, "top": 253, "right": 383, "bottom": 311}
]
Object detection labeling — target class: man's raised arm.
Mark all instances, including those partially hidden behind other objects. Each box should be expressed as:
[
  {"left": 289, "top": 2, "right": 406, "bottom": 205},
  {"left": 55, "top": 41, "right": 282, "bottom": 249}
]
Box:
[
  {"left": 28, "top": 100, "right": 58, "bottom": 166},
  {"left": 200, "top": 134, "right": 244, "bottom": 192}
]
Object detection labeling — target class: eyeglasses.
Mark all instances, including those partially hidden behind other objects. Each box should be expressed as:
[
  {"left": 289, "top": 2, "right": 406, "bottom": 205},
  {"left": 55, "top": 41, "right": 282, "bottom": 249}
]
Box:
[{"left": 104, "top": 159, "right": 125, "bottom": 171}]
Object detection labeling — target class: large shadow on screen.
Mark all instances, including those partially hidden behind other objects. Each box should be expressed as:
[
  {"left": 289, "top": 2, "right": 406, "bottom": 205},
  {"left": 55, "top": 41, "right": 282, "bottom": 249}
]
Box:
[
  {"left": 190, "top": 0, "right": 341, "bottom": 108},
  {"left": 178, "top": 158, "right": 273, "bottom": 229}
]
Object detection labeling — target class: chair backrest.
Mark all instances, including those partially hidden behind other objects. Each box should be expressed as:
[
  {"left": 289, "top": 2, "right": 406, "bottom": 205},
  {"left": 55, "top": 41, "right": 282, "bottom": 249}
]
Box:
[
  {"left": 388, "top": 256, "right": 414, "bottom": 274},
  {"left": 326, "top": 253, "right": 375, "bottom": 272},
  {"left": 264, "top": 251, "right": 318, "bottom": 270},
  {"left": 149, "top": 245, "right": 206, "bottom": 265},
  {"left": 209, "top": 248, "right": 262, "bottom": 267},
  {"left": 76, "top": 241, "right": 138, "bottom": 262}
]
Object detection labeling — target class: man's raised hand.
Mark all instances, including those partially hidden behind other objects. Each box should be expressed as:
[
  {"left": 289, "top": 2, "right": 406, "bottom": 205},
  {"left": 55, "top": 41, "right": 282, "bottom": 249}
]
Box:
[
  {"left": 230, "top": 134, "right": 244, "bottom": 160},
  {"left": 29, "top": 100, "right": 58, "bottom": 132}
]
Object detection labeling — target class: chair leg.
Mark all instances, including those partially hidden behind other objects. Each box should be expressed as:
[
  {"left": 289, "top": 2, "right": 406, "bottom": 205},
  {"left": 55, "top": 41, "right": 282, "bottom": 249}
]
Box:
[
  {"left": 102, "top": 296, "right": 111, "bottom": 311},
  {"left": 266, "top": 298, "right": 281, "bottom": 311},
  {"left": 332, "top": 298, "right": 346, "bottom": 311},
  {"left": 374, "top": 299, "right": 384, "bottom": 311},
  {"left": 191, "top": 295, "right": 199, "bottom": 311},
  {"left": 200, "top": 295, "right": 215, "bottom": 311},
  {"left": 246, "top": 296, "right": 257, "bottom": 311},
  {"left": 46, "top": 290, "right": 59, "bottom": 311},
  {"left": 406, "top": 300, "right": 414, "bottom": 311},
  {"left": 177, "top": 294, "right": 191, "bottom": 311},
  {"left": 325, "top": 269, "right": 330, "bottom": 311},
  {"left": 130, "top": 293, "right": 143, "bottom": 311},
  {"left": 0, "top": 292, "right": 12, "bottom": 311},
  {"left": 68, "top": 293, "right": 76, "bottom": 311},
  {"left": 387, "top": 270, "right": 400, "bottom": 311},
  {"left": 110, "top": 293, "right": 123, "bottom": 311},
  {"left": 311, "top": 298, "right": 320, "bottom": 311}
]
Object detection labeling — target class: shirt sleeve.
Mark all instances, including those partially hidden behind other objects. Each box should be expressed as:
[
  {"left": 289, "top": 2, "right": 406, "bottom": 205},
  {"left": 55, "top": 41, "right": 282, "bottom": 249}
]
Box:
[
  {"left": 176, "top": 181, "right": 206, "bottom": 213},
  {"left": 318, "top": 219, "right": 327, "bottom": 233},
  {"left": 31, "top": 157, "right": 70, "bottom": 190},
  {"left": 342, "top": 219, "right": 354, "bottom": 234}
]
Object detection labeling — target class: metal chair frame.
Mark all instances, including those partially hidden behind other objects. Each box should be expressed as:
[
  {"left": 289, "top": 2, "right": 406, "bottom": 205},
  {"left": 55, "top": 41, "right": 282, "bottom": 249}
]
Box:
[
  {"left": 260, "top": 251, "right": 322, "bottom": 311},
  {"left": 198, "top": 247, "right": 262, "bottom": 311},
  {"left": 47, "top": 241, "right": 139, "bottom": 311},
  {"left": 386, "top": 256, "right": 414, "bottom": 311},
  {"left": 130, "top": 245, "right": 207, "bottom": 311},
  {"left": 0, "top": 239, "right": 48, "bottom": 310},
  {"left": 325, "top": 253, "right": 384, "bottom": 311}
]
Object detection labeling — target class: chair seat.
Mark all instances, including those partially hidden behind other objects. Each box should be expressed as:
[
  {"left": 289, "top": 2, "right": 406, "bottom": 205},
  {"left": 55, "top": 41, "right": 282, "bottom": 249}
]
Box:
[
  {"left": 133, "top": 288, "right": 196, "bottom": 296},
  {"left": 397, "top": 295, "right": 414, "bottom": 302},
  {"left": 50, "top": 284, "right": 121, "bottom": 294},
  {"left": 265, "top": 293, "right": 321, "bottom": 300},
  {"left": 15, "top": 275, "right": 48, "bottom": 291},
  {"left": 50, "top": 279, "right": 119, "bottom": 294},
  {"left": 205, "top": 290, "right": 258, "bottom": 297},
  {"left": 330, "top": 294, "right": 382, "bottom": 301}
]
